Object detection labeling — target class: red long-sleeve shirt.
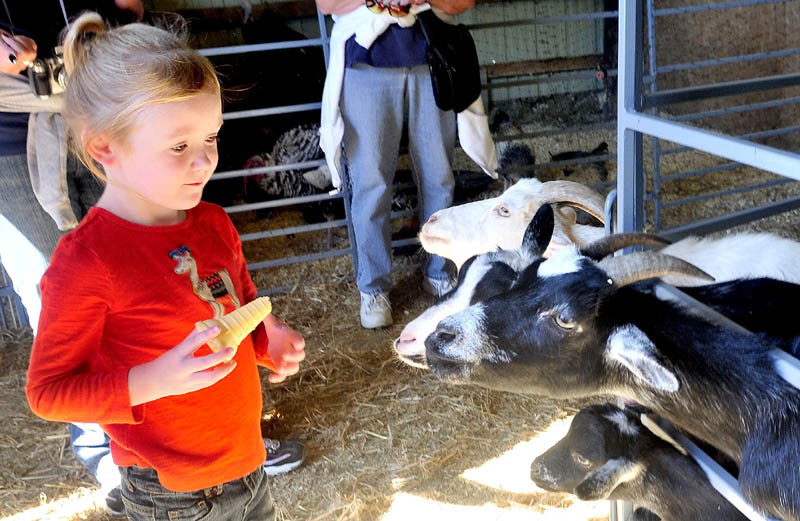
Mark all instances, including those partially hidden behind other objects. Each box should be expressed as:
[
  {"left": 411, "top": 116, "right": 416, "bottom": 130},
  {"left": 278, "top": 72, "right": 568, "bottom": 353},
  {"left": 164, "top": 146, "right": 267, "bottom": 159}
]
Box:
[{"left": 26, "top": 202, "right": 274, "bottom": 492}]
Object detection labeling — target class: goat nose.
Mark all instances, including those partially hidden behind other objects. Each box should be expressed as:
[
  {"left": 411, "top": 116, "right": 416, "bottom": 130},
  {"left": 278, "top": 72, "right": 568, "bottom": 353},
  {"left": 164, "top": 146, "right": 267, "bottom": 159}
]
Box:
[
  {"left": 531, "top": 462, "right": 546, "bottom": 480},
  {"left": 426, "top": 214, "right": 438, "bottom": 224},
  {"left": 394, "top": 332, "right": 417, "bottom": 354}
]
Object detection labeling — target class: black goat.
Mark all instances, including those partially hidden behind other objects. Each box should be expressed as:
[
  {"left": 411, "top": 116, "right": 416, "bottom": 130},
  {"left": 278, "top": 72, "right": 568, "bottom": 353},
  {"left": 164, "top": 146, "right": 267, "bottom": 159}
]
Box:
[
  {"left": 531, "top": 403, "right": 748, "bottom": 521},
  {"left": 424, "top": 205, "right": 800, "bottom": 521},
  {"left": 549, "top": 142, "right": 609, "bottom": 179}
]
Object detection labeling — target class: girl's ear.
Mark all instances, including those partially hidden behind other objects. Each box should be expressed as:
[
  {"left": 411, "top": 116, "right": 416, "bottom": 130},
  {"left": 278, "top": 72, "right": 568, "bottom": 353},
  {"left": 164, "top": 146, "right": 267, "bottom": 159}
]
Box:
[{"left": 86, "top": 134, "right": 117, "bottom": 168}]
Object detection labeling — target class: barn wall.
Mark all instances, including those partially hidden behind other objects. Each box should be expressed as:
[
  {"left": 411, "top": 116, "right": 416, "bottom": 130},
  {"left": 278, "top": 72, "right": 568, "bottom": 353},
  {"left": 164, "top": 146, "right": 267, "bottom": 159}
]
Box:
[
  {"left": 144, "top": 0, "right": 798, "bottom": 134},
  {"left": 145, "top": 0, "right": 605, "bottom": 101},
  {"left": 652, "top": 0, "right": 800, "bottom": 146}
]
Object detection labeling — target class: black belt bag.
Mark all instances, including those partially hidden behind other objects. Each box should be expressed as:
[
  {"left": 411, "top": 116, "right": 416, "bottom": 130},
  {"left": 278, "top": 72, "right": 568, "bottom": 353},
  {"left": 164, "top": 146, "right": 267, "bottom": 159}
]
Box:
[{"left": 416, "top": 10, "right": 481, "bottom": 114}]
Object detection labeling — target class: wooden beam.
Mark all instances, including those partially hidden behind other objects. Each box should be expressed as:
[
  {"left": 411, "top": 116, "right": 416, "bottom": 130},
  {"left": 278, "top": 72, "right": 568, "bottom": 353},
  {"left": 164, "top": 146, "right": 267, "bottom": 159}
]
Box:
[{"left": 485, "top": 54, "right": 602, "bottom": 79}]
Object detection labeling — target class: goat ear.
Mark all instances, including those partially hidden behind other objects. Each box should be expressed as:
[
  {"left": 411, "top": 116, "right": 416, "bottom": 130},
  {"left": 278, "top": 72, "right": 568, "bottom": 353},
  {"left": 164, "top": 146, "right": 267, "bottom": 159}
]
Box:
[
  {"left": 574, "top": 459, "right": 641, "bottom": 501},
  {"left": 606, "top": 325, "right": 679, "bottom": 393},
  {"left": 522, "top": 204, "right": 554, "bottom": 256}
]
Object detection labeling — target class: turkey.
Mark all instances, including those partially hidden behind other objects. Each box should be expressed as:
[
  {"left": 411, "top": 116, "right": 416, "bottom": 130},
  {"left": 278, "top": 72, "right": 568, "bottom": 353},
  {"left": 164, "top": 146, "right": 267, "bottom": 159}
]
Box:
[{"left": 243, "top": 123, "right": 340, "bottom": 225}]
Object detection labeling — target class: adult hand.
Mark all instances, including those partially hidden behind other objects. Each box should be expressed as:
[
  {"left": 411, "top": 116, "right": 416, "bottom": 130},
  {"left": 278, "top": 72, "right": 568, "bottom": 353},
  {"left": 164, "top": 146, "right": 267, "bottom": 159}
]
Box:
[
  {"left": 115, "top": 0, "right": 144, "bottom": 21},
  {"left": 128, "top": 326, "right": 237, "bottom": 406},
  {"left": 0, "top": 31, "right": 37, "bottom": 76},
  {"left": 263, "top": 314, "right": 306, "bottom": 383},
  {"left": 427, "top": 0, "right": 474, "bottom": 14}
]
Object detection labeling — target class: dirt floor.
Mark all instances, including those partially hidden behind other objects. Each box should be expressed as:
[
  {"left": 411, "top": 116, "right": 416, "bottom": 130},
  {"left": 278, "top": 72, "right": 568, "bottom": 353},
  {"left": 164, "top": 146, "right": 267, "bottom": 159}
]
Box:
[
  {"left": 0, "top": 272, "right": 608, "bottom": 521},
  {"left": 4, "top": 91, "right": 800, "bottom": 521}
]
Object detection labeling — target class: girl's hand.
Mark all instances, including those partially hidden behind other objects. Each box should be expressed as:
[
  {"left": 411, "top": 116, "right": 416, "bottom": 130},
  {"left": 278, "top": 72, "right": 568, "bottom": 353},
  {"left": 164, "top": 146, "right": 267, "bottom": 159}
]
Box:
[
  {"left": 263, "top": 314, "right": 306, "bottom": 383},
  {"left": 128, "top": 326, "right": 237, "bottom": 406},
  {"left": 0, "top": 32, "right": 37, "bottom": 75}
]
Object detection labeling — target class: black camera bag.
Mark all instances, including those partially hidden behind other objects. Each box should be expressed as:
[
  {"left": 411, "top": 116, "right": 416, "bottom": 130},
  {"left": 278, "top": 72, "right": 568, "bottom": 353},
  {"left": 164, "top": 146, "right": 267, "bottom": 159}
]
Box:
[{"left": 416, "top": 10, "right": 481, "bottom": 114}]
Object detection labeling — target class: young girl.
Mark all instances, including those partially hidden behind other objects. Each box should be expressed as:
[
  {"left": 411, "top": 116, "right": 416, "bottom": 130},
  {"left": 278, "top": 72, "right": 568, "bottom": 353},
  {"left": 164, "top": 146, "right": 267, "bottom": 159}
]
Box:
[{"left": 25, "top": 13, "right": 306, "bottom": 520}]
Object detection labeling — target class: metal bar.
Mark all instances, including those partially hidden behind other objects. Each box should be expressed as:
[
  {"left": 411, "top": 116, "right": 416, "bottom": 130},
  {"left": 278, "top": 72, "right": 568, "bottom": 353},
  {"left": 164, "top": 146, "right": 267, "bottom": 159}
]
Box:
[
  {"left": 392, "top": 237, "right": 421, "bottom": 248},
  {"left": 646, "top": 0, "right": 662, "bottom": 232},
  {"left": 772, "top": 350, "right": 800, "bottom": 386},
  {"left": 653, "top": 0, "right": 791, "bottom": 17},
  {"left": 655, "top": 285, "right": 753, "bottom": 335},
  {"left": 653, "top": 285, "right": 800, "bottom": 392},
  {"left": 223, "top": 102, "right": 321, "bottom": 120},
  {"left": 211, "top": 159, "right": 326, "bottom": 181},
  {"left": 317, "top": 8, "right": 330, "bottom": 68},
  {"left": 656, "top": 419, "right": 781, "bottom": 521},
  {"left": 604, "top": 189, "right": 617, "bottom": 235},
  {"left": 248, "top": 247, "right": 352, "bottom": 271},
  {"left": 657, "top": 160, "right": 751, "bottom": 184},
  {"left": 224, "top": 192, "right": 341, "bottom": 214},
  {"left": 656, "top": 47, "right": 800, "bottom": 75},
  {"left": 246, "top": 229, "right": 417, "bottom": 271},
  {"left": 643, "top": 73, "right": 800, "bottom": 109},
  {"left": 468, "top": 9, "right": 618, "bottom": 31},
  {"left": 484, "top": 70, "right": 609, "bottom": 90},
  {"left": 485, "top": 55, "right": 602, "bottom": 79},
  {"left": 671, "top": 96, "right": 800, "bottom": 124},
  {"left": 198, "top": 38, "right": 327, "bottom": 57},
  {"left": 240, "top": 219, "right": 349, "bottom": 242},
  {"left": 616, "top": 0, "right": 645, "bottom": 234},
  {"left": 657, "top": 195, "right": 800, "bottom": 241},
  {"left": 661, "top": 177, "right": 794, "bottom": 206},
  {"left": 663, "top": 144, "right": 800, "bottom": 183},
  {"left": 257, "top": 285, "right": 295, "bottom": 296},
  {"left": 659, "top": 125, "right": 800, "bottom": 158},
  {"left": 620, "top": 113, "right": 800, "bottom": 181},
  {"left": 613, "top": 3, "right": 643, "bottom": 518},
  {"left": 493, "top": 121, "right": 616, "bottom": 143},
  {"left": 498, "top": 153, "right": 615, "bottom": 177}
]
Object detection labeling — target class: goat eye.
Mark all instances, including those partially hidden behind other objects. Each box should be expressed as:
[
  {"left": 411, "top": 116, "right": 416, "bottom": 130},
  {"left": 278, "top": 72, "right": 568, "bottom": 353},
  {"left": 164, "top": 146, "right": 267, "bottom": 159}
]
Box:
[
  {"left": 554, "top": 314, "right": 577, "bottom": 330},
  {"left": 572, "top": 453, "right": 592, "bottom": 468},
  {"left": 496, "top": 204, "right": 511, "bottom": 217}
]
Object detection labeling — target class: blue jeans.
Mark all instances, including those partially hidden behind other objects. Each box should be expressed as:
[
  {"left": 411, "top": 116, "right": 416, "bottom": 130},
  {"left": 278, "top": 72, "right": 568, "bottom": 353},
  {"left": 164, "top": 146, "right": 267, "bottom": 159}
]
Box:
[
  {"left": 340, "top": 64, "right": 456, "bottom": 294},
  {"left": 70, "top": 422, "right": 119, "bottom": 491},
  {"left": 0, "top": 153, "right": 102, "bottom": 330},
  {"left": 120, "top": 465, "right": 275, "bottom": 521}
]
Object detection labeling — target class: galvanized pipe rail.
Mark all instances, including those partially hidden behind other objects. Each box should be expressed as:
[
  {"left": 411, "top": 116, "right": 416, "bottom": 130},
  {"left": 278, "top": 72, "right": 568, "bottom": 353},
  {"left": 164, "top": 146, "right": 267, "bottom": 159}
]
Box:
[{"left": 616, "top": 1, "right": 800, "bottom": 519}]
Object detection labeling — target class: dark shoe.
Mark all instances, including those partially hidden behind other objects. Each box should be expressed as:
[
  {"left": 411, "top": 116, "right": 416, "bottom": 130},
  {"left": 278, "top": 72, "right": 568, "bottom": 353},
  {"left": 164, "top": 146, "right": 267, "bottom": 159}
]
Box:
[
  {"left": 104, "top": 486, "right": 125, "bottom": 517},
  {"left": 262, "top": 439, "right": 305, "bottom": 475},
  {"left": 423, "top": 276, "right": 456, "bottom": 298}
]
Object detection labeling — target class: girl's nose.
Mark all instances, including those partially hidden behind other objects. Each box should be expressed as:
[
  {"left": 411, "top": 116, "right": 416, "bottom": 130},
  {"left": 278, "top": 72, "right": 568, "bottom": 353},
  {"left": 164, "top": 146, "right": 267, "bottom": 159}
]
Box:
[{"left": 192, "top": 150, "right": 213, "bottom": 169}]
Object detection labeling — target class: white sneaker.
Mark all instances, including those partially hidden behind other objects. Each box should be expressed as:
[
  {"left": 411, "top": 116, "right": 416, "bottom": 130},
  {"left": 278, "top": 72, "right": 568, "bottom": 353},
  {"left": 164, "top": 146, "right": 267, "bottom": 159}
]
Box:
[
  {"left": 360, "top": 292, "right": 393, "bottom": 329},
  {"left": 422, "top": 276, "right": 456, "bottom": 298}
]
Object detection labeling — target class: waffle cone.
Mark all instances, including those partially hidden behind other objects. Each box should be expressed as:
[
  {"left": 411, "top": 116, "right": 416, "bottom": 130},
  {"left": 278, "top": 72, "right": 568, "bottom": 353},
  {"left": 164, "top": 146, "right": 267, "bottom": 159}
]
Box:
[{"left": 195, "top": 297, "right": 272, "bottom": 353}]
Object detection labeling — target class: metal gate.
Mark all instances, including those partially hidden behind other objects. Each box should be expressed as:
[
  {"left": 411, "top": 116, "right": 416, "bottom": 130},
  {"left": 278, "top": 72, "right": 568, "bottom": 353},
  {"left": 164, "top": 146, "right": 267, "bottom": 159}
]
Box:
[{"left": 615, "top": 0, "right": 800, "bottom": 519}]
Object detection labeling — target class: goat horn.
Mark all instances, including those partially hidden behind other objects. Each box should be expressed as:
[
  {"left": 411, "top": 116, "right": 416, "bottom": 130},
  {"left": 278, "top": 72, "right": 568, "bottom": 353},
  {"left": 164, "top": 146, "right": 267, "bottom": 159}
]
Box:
[
  {"left": 538, "top": 181, "right": 606, "bottom": 223},
  {"left": 581, "top": 233, "right": 672, "bottom": 261},
  {"left": 597, "top": 252, "right": 715, "bottom": 288}
]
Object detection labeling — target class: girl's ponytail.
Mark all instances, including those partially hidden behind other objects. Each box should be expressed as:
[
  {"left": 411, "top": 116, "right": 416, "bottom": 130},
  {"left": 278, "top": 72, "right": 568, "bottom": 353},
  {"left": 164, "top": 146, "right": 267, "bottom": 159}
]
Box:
[{"left": 62, "top": 12, "right": 108, "bottom": 76}]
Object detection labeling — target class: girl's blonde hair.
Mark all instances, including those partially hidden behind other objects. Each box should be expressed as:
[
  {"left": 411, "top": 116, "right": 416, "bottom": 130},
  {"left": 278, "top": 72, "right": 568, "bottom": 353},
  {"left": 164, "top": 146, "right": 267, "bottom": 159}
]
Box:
[{"left": 62, "top": 12, "right": 221, "bottom": 180}]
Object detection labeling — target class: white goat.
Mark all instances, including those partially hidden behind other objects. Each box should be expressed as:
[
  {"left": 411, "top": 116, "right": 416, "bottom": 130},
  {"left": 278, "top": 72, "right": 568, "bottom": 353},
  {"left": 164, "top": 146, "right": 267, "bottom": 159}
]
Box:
[{"left": 419, "top": 178, "right": 800, "bottom": 287}]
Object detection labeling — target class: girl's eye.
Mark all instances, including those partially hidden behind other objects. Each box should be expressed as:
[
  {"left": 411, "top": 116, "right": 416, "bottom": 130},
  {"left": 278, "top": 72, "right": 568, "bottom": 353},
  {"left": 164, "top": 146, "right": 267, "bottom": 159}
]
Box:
[
  {"left": 496, "top": 204, "right": 511, "bottom": 217},
  {"left": 572, "top": 453, "right": 592, "bottom": 468},
  {"left": 206, "top": 135, "right": 219, "bottom": 144},
  {"left": 554, "top": 314, "right": 577, "bottom": 330},
  {"left": 172, "top": 144, "right": 187, "bottom": 152}
]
